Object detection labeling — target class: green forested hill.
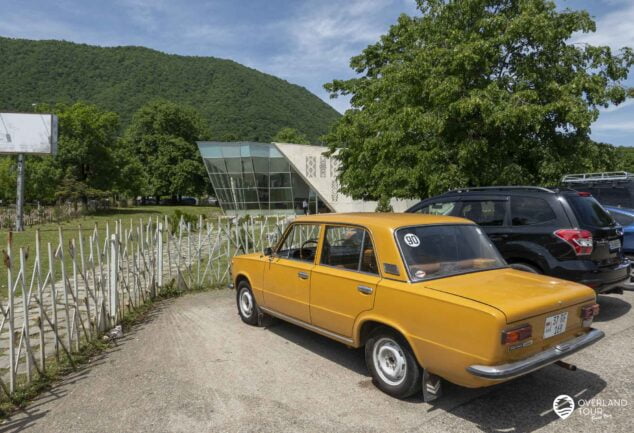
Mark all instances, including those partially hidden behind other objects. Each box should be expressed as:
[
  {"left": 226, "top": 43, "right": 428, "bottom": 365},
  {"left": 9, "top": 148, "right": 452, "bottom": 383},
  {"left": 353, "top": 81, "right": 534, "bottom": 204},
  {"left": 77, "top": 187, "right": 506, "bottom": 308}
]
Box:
[{"left": 0, "top": 37, "right": 340, "bottom": 142}]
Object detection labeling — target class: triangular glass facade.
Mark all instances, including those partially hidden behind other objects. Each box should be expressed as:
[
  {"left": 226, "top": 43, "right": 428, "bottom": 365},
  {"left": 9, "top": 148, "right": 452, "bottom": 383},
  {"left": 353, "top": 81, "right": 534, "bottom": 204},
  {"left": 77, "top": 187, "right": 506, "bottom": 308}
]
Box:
[{"left": 198, "top": 141, "right": 332, "bottom": 215}]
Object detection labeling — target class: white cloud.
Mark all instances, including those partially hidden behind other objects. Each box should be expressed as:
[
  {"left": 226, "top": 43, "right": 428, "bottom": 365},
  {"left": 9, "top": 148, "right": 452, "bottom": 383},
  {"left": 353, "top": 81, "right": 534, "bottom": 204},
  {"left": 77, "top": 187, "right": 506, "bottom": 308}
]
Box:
[
  {"left": 572, "top": 1, "right": 634, "bottom": 50},
  {"left": 246, "top": 0, "right": 417, "bottom": 112},
  {"left": 593, "top": 120, "right": 634, "bottom": 132}
]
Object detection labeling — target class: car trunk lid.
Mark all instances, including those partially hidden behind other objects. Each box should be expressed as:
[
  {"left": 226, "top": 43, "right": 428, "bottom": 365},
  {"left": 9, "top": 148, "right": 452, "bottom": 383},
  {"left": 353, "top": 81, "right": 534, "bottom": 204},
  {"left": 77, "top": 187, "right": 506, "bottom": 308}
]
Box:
[{"left": 424, "top": 268, "right": 595, "bottom": 323}]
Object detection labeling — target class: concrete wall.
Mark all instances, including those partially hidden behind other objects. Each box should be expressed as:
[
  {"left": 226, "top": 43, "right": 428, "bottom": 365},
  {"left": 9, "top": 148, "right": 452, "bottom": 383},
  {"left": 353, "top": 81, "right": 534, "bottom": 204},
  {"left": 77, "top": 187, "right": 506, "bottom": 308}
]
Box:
[{"left": 274, "top": 142, "right": 416, "bottom": 213}]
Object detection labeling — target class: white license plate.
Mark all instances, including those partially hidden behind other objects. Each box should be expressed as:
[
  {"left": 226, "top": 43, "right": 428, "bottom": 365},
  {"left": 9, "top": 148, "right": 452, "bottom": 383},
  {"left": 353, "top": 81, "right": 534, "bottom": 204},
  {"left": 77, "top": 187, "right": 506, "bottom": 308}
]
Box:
[
  {"left": 609, "top": 239, "right": 621, "bottom": 251},
  {"left": 543, "top": 312, "right": 568, "bottom": 339}
]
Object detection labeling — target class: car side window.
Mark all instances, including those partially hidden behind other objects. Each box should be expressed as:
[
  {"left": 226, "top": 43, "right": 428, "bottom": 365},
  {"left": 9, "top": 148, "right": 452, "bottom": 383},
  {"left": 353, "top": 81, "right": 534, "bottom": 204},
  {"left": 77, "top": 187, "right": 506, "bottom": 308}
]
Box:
[
  {"left": 510, "top": 197, "right": 556, "bottom": 226},
  {"left": 321, "top": 226, "right": 378, "bottom": 275},
  {"left": 276, "top": 224, "right": 321, "bottom": 262},
  {"left": 460, "top": 201, "right": 507, "bottom": 226},
  {"left": 416, "top": 201, "right": 457, "bottom": 215}
]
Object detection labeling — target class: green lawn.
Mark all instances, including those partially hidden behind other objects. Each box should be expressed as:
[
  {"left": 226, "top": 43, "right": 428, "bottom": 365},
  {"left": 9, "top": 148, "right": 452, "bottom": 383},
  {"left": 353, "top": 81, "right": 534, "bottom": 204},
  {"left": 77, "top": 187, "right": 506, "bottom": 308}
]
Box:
[{"left": 0, "top": 205, "right": 223, "bottom": 297}]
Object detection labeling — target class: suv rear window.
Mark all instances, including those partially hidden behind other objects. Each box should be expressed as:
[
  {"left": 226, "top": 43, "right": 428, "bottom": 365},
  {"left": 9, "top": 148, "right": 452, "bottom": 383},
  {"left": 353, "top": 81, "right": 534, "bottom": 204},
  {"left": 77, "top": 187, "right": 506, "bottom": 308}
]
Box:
[{"left": 566, "top": 195, "right": 615, "bottom": 228}]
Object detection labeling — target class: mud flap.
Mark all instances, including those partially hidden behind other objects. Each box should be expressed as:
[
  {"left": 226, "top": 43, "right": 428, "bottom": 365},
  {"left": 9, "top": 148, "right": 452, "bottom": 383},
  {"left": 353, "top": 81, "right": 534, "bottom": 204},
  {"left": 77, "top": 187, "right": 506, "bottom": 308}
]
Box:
[{"left": 422, "top": 370, "right": 442, "bottom": 402}]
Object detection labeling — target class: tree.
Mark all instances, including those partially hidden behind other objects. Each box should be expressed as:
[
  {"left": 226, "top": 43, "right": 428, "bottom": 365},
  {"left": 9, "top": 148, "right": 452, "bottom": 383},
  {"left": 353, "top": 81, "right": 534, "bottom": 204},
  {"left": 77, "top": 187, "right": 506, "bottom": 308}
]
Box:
[
  {"left": 324, "top": 0, "right": 634, "bottom": 200},
  {"left": 615, "top": 147, "right": 634, "bottom": 173},
  {"left": 272, "top": 127, "right": 311, "bottom": 144},
  {"left": 39, "top": 102, "right": 120, "bottom": 202},
  {"left": 123, "top": 100, "right": 211, "bottom": 200}
]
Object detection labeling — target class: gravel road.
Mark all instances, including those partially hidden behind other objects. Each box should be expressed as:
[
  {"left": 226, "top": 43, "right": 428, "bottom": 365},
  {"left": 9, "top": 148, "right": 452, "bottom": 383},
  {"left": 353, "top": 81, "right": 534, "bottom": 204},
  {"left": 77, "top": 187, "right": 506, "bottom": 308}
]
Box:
[{"left": 2, "top": 289, "right": 633, "bottom": 433}]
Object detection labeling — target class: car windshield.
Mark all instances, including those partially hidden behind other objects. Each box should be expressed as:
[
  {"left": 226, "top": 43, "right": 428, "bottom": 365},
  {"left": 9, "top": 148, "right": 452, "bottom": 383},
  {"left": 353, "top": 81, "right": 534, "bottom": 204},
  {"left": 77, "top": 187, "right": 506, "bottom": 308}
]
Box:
[{"left": 396, "top": 224, "right": 506, "bottom": 281}]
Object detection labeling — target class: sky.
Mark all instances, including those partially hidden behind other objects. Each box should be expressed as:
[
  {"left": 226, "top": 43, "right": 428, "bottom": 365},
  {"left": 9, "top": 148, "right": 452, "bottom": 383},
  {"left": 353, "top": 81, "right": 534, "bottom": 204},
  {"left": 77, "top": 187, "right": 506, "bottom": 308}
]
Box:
[{"left": 1, "top": 0, "right": 633, "bottom": 146}]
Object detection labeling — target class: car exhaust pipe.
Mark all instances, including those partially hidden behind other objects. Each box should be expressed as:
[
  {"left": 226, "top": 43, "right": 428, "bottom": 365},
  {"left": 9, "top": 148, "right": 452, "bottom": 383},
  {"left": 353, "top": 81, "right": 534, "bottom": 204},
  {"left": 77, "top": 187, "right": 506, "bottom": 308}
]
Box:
[{"left": 555, "top": 360, "right": 577, "bottom": 371}]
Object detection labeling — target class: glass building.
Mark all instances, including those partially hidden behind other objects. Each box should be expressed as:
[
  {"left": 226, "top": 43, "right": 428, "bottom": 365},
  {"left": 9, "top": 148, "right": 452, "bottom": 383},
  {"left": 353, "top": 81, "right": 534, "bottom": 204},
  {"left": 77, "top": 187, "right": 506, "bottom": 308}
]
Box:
[{"left": 197, "top": 141, "right": 333, "bottom": 215}]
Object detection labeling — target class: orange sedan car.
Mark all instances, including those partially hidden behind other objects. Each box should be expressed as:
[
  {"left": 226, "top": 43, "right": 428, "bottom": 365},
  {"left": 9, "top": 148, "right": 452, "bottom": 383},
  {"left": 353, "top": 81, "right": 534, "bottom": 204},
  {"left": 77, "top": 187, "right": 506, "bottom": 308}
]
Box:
[{"left": 230, "top": 213, "right": 603, "bottom": 400}]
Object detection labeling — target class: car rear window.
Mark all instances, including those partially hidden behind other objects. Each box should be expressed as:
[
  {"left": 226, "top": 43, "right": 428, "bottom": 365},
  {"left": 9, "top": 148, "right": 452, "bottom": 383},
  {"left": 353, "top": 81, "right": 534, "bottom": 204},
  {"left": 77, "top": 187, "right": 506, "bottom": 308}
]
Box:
[
  {"left": 566, "top": 195, "right": 615, "bottom": 228},
  {"left": 396, "top": 224, "right": 506, "bottom": 281}
]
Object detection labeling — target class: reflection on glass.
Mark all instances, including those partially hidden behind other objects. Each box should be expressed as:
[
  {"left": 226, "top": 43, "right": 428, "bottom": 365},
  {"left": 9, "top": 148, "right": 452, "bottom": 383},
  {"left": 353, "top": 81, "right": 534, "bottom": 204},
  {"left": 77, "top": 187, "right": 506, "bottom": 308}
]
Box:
[{"left": 199, "top": 142, "right": 333, "bottom": 216}]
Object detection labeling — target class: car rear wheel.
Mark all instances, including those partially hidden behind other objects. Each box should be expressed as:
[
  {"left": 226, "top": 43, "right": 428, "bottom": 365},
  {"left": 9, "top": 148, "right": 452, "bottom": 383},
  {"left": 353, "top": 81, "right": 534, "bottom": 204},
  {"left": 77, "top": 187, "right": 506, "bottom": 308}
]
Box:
[
  {"left": 365, "top": 328, "right": 421, "bottom": 399},
  {"left": 236, "top": 280, "right": 261, "bottom": 326},
  {"left": 510, "top": 262, "right": 541, "bottom": 274}
]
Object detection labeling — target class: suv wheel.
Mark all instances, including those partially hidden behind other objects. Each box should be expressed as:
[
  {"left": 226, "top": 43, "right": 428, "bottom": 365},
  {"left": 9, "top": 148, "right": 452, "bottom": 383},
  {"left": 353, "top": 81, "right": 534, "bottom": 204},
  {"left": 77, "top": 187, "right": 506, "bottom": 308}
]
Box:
[
  {"left": 236, "top": 280, "right": 261, "bottom": 326},
  {"left": 510, "top": 263, "right": 541, "bottom": 274},
  {"left": 365, "top": 328, "right": 421, "bottom": 399}
]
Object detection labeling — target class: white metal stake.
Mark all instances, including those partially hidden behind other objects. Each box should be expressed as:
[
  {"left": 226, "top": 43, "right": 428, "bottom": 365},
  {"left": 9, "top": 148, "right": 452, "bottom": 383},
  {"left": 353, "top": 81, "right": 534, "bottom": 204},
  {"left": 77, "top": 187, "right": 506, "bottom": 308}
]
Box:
[
  {"left": 7, "top": 233, "right": 15, "bottom": 392},
  {"left": 157, "top": 223, "right": 163, "bottom": 289},
  {"left": 19, "top": 247, "right": 32, "bottom": 382},
  {"left": 109, "top": 234, "right": 118, "bottom": 319},
  {"left": 35, "top": 230, "right": 45, "bottom": 371}
]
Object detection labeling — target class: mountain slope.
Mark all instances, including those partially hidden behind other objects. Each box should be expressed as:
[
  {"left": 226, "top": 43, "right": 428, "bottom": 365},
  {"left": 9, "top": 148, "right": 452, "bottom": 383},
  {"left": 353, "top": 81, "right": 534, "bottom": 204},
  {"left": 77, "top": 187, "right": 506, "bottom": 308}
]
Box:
[{"left": 0, "top": 37, "right": 340, "bottom": 142}]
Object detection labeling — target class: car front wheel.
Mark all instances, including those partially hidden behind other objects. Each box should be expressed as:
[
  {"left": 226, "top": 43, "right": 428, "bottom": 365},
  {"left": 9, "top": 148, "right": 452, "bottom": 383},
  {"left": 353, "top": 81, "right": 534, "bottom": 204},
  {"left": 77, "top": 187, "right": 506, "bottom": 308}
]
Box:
[
  {"left": 236, "top": 281, "right": 261, "bottom": 326},
  {"left": 365, "top": 328, "right": 421, "bottom": 399}
]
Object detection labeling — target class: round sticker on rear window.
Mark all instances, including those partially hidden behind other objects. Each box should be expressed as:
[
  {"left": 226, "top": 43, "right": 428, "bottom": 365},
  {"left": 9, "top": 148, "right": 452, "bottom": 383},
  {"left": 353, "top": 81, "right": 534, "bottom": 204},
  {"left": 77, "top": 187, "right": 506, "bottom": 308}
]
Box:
[
  {"left": 415, "top": 270, "right": 426, "bottom": 279},
  {"left": 403, "top": 233, "right": 420, "bottom": 247}
]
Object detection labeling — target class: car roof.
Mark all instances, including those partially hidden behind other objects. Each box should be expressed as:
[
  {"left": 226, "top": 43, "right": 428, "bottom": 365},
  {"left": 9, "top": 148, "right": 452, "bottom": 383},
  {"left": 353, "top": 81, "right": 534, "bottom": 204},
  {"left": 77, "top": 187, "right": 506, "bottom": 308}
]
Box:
[{"left": 293, "top": 212, "right": 472, "bottom": 229}]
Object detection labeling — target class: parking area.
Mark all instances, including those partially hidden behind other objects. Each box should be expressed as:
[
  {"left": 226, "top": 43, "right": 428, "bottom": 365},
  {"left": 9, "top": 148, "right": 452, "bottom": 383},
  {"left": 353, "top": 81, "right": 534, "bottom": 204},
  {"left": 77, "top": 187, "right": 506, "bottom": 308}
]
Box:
[{"left": 2, "top": 289, "right": 633, "bottom": 433}]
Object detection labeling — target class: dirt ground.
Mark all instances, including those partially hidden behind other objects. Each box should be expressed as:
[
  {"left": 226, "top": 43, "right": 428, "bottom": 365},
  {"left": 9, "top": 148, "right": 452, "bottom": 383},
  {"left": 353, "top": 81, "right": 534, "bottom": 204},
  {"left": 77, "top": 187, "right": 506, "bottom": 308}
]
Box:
[{"left": 2, "top": 289, "right": 633, "bottom": 433}]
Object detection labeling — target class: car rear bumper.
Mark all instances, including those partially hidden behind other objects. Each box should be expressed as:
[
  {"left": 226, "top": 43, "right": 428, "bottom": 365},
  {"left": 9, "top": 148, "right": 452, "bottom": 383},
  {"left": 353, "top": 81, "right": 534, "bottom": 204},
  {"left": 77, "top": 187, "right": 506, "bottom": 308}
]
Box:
[
  {"left": 466, "top": 329, "right": 605, "bottom": 380},
  {"left": 554, "top": 259, "right": 630, "bottom": 292}
]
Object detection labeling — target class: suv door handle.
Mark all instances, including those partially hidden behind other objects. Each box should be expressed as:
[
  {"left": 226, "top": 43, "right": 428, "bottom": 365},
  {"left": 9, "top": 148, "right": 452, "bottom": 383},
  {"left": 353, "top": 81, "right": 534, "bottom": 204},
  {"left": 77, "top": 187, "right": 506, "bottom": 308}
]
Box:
[
  {"left": 298, "top": 271, "right": 309, "bottom": 280},
  {"left": 357, "top": 285, "right": 373, "bottom": 295}
]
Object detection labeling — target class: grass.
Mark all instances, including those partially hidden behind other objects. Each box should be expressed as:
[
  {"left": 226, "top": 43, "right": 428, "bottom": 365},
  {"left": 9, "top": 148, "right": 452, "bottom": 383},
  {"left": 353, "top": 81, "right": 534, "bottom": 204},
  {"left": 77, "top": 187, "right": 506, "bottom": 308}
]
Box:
[
  {"left": 0, "top": 281, "right": 221, "bottom": 418},
  {"left": 0, "top": 205, "right": 223, "bottom": 297}
]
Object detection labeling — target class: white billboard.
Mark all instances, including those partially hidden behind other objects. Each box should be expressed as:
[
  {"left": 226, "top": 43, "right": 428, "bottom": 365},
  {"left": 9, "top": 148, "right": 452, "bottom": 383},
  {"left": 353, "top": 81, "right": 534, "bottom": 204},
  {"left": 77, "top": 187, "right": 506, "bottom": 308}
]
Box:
[{"left": 0, "top": 112, "right": 58, "bottom": 155}]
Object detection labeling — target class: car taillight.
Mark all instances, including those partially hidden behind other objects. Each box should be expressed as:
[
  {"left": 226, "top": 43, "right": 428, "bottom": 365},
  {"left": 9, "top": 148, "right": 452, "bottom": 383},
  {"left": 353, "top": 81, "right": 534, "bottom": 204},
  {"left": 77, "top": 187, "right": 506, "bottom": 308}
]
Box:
[
  {"left": 581, "top": 304, "right": 600, "bottom": 320},
  {"left": 501, "top": 325, "right": 532, "bottom": 344},
  {"left": 578, "top": 191, "right": 592, "bottom": 197},
  {"left": 554, "top": 229, "right": 593, "bottom": 255}
]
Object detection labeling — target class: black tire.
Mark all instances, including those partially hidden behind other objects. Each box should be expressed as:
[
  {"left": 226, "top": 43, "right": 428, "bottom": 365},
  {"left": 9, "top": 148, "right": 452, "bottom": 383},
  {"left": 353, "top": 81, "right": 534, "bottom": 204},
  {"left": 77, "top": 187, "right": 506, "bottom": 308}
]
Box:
[
  {"left": 236, "top": 280, "right": 261, "bottom": 326},
  {"left": 365, "top": 328, "right": 421, "bottom": 399},
  {"left": 510, "top": 262, "right": 541, "bottom": 274}
]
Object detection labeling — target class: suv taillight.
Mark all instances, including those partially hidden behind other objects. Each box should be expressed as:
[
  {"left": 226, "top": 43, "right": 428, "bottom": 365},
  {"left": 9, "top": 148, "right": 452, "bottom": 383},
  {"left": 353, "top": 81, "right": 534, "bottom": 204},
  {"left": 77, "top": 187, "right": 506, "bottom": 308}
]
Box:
[{"left": 554, "top": 229, "right": 593, "bottom": 255}]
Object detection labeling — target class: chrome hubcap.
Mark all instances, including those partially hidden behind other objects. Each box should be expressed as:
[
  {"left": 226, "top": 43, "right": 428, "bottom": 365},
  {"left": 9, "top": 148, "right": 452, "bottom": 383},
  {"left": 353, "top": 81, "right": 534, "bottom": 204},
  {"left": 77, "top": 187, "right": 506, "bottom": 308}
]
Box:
[
  {"left": 239, "top": 288, "right": 253, "bottom": 318},
  {"left": 373, "top": 337, "right": 407, "bottom": 386}
]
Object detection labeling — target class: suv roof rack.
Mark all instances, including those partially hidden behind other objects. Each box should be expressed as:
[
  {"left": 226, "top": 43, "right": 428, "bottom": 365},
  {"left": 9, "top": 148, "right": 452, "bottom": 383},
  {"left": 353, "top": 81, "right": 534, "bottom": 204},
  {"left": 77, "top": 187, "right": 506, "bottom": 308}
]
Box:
[
  {"left": 561, "top": 171, "right": 633, "bottom": 184},
  {"left": 446, "top": 186, "right": 556, "bottom": 194}
]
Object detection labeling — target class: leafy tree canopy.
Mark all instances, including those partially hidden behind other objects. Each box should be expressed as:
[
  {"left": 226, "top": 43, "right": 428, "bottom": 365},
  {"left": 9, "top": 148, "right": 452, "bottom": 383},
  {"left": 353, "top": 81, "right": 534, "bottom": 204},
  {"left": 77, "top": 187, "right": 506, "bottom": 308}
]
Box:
[
  {"left": 272, "top": 127, "right": 311, "bottom": 144},
  {"left": 325, "top": 0, "right": 634, "bottom": 200},
  {"left": 615, "top": 147, "right": 634, "bottom": 173},
  {"left": 123, "top": 100, "right": 211, "bottom": 198}
]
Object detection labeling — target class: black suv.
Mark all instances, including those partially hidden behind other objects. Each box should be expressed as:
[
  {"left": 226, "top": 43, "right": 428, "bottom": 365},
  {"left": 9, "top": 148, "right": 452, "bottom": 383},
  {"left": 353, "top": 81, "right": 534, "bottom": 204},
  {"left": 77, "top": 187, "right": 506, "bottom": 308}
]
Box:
[{"left": 406, "top": 187, "right": 631, "bottom": 293}]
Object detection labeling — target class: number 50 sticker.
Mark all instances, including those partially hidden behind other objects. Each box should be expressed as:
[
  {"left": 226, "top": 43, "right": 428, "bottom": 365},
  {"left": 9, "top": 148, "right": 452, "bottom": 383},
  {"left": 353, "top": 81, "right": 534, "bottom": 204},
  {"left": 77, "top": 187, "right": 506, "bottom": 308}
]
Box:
[{"left": 403, "top": 234, "right": 420, "bottom": 247}]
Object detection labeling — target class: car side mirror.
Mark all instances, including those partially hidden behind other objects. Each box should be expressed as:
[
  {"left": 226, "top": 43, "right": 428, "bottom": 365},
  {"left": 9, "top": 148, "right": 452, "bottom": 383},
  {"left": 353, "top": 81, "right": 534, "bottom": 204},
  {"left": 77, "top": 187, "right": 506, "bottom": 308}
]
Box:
[{"left": 263, "top": 247, "right": 273, "bottom": 256}]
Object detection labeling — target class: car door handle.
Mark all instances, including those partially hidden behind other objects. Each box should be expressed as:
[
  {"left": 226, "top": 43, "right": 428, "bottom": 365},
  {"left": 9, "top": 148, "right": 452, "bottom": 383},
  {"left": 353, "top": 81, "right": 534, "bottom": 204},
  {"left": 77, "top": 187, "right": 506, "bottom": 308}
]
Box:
[
  {"left": 357, "top": 285, "right": 373, "bottom": 295},
  {"left": 298, "top": 271, "right": 309, "bottom": 280}
]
